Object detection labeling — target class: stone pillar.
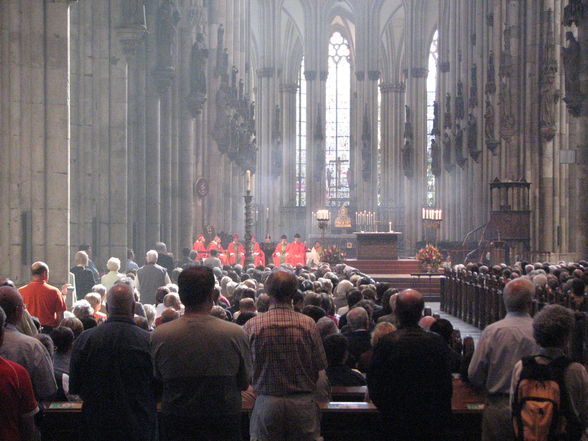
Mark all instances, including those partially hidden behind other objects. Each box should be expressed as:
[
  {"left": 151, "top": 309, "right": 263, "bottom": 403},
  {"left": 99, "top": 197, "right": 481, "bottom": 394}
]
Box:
[
  {"left": 570, "top": 1, "right": 588, "bottom": 257},
  {"left": 44, "top": 0, "right": 74, "bottom": 284}
]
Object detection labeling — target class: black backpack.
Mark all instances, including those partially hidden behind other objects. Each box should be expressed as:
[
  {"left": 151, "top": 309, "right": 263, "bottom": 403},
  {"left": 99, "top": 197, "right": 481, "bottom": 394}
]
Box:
[{"left": 512, "top": 355, "right": 582, "bottom": 441}]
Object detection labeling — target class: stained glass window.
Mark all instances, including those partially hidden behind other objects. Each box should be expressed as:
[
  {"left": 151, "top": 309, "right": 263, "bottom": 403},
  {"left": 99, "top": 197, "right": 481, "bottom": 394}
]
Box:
[
  {"left": 325, "top": 32, "right": 351, "bottom": 206},
  {"left": 426, "top": 30, "right": 438, "bottom": 207},
  {"left": 296, "top": 58, "right": 306, "bottom": 207}
]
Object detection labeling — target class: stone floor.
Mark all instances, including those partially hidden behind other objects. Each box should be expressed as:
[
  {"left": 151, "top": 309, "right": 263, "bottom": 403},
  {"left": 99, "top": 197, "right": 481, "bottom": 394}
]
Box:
[{"left": 428, "top": 301, "right": 482, "bottom": 346}]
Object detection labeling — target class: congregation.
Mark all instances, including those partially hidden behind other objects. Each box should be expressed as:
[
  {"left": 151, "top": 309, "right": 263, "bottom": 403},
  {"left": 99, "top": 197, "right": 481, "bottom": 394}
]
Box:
[{"left": 0, "top": 241, "right": 587, "bottom": 441}]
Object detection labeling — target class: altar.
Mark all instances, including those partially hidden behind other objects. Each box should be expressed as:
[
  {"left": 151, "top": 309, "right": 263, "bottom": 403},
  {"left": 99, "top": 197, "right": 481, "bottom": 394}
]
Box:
[{"left": 355, "top": 232, "right": 402, "bottom": 260}]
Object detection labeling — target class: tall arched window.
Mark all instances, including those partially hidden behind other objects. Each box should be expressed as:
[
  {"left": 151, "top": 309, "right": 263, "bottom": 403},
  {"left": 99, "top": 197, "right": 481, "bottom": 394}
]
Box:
[
  {"left": 426, "top": 30, "right": 438, "bottom": 206},
  {"left": 325, "top": 31, "right": 351, "bottom": 206},
  {"left": 296, "top": 58, "right": 306, "bottom": 207}
]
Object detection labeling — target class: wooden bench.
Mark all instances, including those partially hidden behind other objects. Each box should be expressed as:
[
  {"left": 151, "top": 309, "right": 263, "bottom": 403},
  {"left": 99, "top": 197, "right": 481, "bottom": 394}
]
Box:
[{"left": 41, "top": 379, "right": 485, "bottom": 441}]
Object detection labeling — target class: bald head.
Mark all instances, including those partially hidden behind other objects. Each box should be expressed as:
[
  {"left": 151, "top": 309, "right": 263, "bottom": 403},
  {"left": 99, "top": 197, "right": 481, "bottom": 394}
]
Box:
[
  {"left": 503, "top": 277, "right": 533, "bottom": 313},
  {"left": 106, "top": 284, "right": 135, "bottom": 318},
  {"left": 348, "top": 306, "right": 369, "bottom": 330},
  {"left": 267, "top": 270, "right": 298, "bottom": 303},
  {"left": 0, "top": 286, "right": 24, "bottom": 324},
  {"left": 31, "top": 261, "right": 49, "bottom": 280},
  {"left": 396, "top": 289, "right": 424, "bottom": 327}
]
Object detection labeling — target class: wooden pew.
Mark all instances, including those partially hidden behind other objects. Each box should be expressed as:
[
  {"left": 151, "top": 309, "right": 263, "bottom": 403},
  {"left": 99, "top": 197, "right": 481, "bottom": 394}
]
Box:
[{"left": 41, "top": 379, "right": 485, "bottom": 441}]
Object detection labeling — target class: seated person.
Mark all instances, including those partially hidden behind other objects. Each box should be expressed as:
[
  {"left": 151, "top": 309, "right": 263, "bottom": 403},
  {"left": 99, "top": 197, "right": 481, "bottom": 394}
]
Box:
[
  {"left": 323, "top": 333, "right": 366, "bottom": 386},
  {"left": 430, "top": 318, "right": 462, "bottom": 374}
]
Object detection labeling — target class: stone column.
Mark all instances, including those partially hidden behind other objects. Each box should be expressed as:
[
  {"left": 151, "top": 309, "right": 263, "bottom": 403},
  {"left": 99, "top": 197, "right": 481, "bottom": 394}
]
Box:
[
  {"left": 569, "top": 1, "right": 588, "bottom": 257},
  {"left": 117, "top": 14, "right": 147, "bottom": 259},
  {"left": 44, "top": 0, "right": 74, "bottom": 284}
]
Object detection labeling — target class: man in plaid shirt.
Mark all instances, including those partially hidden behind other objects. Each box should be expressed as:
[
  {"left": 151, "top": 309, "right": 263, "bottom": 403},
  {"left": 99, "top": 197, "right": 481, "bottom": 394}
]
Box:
[{"left": 244, "top": 270, "right": 327, "bottom": 441}]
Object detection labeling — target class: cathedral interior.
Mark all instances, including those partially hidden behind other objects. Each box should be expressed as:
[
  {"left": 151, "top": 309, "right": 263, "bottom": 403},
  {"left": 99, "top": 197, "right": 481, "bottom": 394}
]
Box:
[{"left": 1, "top": 0, "right": 587, "bottom": 285}]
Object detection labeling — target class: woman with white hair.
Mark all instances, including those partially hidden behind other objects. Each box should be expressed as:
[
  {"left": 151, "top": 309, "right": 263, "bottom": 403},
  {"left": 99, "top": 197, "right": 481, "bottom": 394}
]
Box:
[
  {"left": 100, "top": 257, "right": 124, "bottom": 291},
  {"left": 334, "top": 279, "right": 354, "bottom": 310},
  {"left": 70, "top": 251, "right": 95, "bottom": 299}
]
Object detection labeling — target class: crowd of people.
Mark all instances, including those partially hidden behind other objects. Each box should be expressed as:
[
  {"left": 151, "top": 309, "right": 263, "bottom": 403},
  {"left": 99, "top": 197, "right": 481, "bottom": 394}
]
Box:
[{"left": 0, "top": 245, "right": 587, "bottom": 441}]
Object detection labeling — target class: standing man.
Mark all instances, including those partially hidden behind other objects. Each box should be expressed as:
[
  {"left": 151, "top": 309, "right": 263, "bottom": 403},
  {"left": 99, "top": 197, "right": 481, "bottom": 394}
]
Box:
[
  {"left": 19, "top": 261, "right": 66, "bottom": 333},
  {"left": 227, "top": 234, "right": 245, "bottom": 266},
  {"left": 286, "top": 233, "right": 306, "bottom": 267},
  {"left": 136, "top": 250, "right": 171, "bottom": 305},
  {"left": 155, "top": 242, "right": 175, "bottom": 274},
  {"left": 69, "top": 284, "right": 157, "bottom": 441},
  {"left": 79, "top": 244, "right": 99, "bottom": 282},
  {"left": 151, "top": 266, "right": 251, "bottom": 441},
  {"left": 468, "top": 277, "right": 538, "bottom": 441},
  {"left": 367, "top": 289, "right": 452, "bottom": 441},
  {"left": 0, "top": 287, "right": 57, "bottom": 400},
  {"left": 0, "top": 305, "right": 39, "bottom": 441},
  {"left": 272, "top": 235, "right": 289, "bottom": 266},
  {"left": 192, "top": 234, "right": 208, "bottom": 261},
  {"left": 243, "top": 270, "right": 327, "bottom": 441}
]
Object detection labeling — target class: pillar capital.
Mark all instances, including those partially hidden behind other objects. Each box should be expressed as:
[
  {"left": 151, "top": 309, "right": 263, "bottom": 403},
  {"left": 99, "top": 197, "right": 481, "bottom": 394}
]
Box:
[
  {"left": 280, "top": 83, "right": 298, "bottom": 94},
  {"left": 256, "top": 67, "right": 275, "bottom": 78},
  {"left": 380, "top": 82, "right": 405, "bottom": 94}
]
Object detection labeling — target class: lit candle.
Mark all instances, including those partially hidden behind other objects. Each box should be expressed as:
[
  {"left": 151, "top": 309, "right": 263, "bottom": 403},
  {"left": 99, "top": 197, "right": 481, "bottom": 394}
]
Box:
[
  {"left": 266, "top": 207, "right": 269, "bottom": 220},
  {"left": 246, "top": 170, "right": 251, "bottom": 192},
  {"left": 389, "top": 221, "right": 392, "bottom": 232}
]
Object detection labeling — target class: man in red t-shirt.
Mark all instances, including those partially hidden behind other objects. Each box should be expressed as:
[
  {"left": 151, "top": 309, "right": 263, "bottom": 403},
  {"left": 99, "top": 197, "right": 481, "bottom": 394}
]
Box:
[
  {"left": 19, "top": 262, "right": 66, "bottom": 331},
  {"left": 0, "top": 305, "right": 38, "bottom": 441}
]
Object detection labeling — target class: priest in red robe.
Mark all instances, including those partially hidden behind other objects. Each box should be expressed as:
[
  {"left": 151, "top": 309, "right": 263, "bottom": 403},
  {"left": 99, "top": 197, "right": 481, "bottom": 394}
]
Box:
[
  {"left": 227, "top": 234, "right": 245, "bottom": 266},
  {"left": 192, "top": 234, "right": 208, "bottom": 261},
  {"left": 250, "top": 234, "right": 266, "bottom": 267},
  {"left": 286, "top": 233, "right": 306, "bottom": 266},
  {"left": 207, "top": 235, "right": 228, "bottom": 265},
  {"left": 272, "top": 235, "right": 289, "bottom": 266}
]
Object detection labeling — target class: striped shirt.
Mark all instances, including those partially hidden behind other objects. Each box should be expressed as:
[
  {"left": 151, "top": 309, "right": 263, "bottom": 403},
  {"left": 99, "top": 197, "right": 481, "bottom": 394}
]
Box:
[{"left": 244, "top": 305, "right": 327, "bottom": 396}]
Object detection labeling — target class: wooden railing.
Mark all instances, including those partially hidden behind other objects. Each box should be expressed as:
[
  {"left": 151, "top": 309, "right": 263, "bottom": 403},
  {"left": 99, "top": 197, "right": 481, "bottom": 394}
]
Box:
[
  {"left": 41, "top": 380, "right": 485, "bottom": 441},
  {"left": 441, "top": 268, "right": 581, "bottom": 329}
]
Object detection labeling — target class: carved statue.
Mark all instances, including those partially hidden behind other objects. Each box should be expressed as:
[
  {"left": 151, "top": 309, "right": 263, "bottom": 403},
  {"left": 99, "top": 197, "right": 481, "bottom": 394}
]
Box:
[
  {"left": 443, "top": 130, "right": 453, "bottom": 171},
  {"left": 362, "top": 106, "right": 372, "bottom": 181},
  {"left": 485, "top": 51, "right": 496, "bottom": 95},
  {"left": 155, "top": 0, "right": 180, "bottom": 70},
  {"left": 444, "top": 94, "right": 452, "bottom": 129},
  {"left": 562, "top": 31, "right": 583, "bottom": 115},
  {"left": 403, "top": 105, "right": 413, "bottom": 141},
  {"left": 499, "top": 81, "right": 516, "bottom": 138},
  {"left": 121, "top": 0, "right": 146, "bottom": 27},
  {"left": 499, "top": 27, "right": 513, "bottom": 79},
  {"left": 467, "top": 113, "right": 480, "bottom": 161},
  {"left": 469, "top": 64, "right": 478, "bottom": 108},
  {"left": 540, "top": 10, "right": 558, "bottom": 140},
  {"left": 484, "top": 96, "right": 495, "bottom": 140},
  {"left": 455, "top": 81, "right": 465, "bottom": 120},
  {"left": 431, "top": 138, "right": 441, "bottom": 177},
  {"left": 563, "top": 0, "right": 584, "bottom": 26},
  {"left": 191, "top": 33, "right": 208, "bottom": 95},
  {"left": 215, "top": 25, "right": 225, "bottom": 78},
  {"left": 271, "top": 105, "right": 282, "bottom": 178},
  {"left": 402, "top": 143, "right": 413, "bottom": 178},
  {"left": 455, "top": 123, "right": 466, "bottom": 167},
  {"left": 431, "top": 101, "right": 440, "bottom": 135}
]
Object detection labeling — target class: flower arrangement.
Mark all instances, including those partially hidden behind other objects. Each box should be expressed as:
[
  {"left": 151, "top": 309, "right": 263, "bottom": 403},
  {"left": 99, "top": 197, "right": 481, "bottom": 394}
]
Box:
[
  {"left": 322, "top": 245, "right": 346, "bottom": 264},
  {"left": 416, "top": 244, "right": 442, "bottom": 271}
]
